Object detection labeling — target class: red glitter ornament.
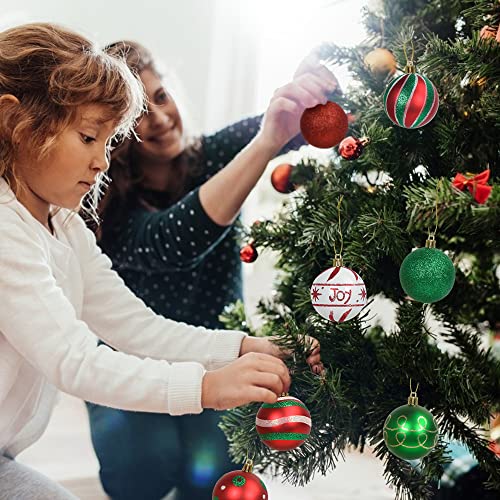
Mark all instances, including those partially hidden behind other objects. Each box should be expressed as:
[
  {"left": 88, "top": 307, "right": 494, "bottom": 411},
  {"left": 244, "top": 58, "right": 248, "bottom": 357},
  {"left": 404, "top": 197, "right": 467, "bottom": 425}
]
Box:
[
  {"left": 256, "top": 394, "right": 312, "bottom": 451},
  {"left": 240, "top": 243, "right": 258, "bottom": 263},
  {"left": 338, "top": 136, "right": 370, "bottom": 160},
  {"left": 271, "top": 163, "right": 295, "bottom": 193},
  {"left": 212, "top": 459, "right": 268, "bottom": 500},
  {"left": 300, "top": 101, "right": 348, "bottom": 148}
]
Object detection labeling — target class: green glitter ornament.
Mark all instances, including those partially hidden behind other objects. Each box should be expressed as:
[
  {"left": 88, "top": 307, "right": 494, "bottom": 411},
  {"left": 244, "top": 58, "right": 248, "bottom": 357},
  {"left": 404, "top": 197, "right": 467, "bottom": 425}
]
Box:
[
  {"left": 399, "top": 236, "right": 455, "bottom": 303},
  {"left": 383, "top": 388, "right": 439, "bottom": 460}
]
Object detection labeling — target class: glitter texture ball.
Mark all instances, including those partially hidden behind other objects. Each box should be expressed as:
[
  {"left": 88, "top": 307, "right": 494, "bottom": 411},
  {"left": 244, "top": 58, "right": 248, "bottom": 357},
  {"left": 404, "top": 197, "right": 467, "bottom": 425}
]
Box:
[
  {"left": 256, "top": 395, "right": 312, "bottom": 451},
  {"left": 300, "top": 101, "right": 348, "bottom": 148},
  {"left": 212, "top": 470, "right": 268, "bottom": 500},
  {"left": 383, "top": 404, "right": 439, "bottom": 460},
  {"left": 399, "top": 248, "right": 455, "bottom": 303},
  {"left": 384, "top": 73, "right": 439, "bottom": 128},
  {"left": 271, "top": 163, "right": 295, "bottom": 193},
  {"left": 311, "top": 266, "right": 367, "bottom": 322}
]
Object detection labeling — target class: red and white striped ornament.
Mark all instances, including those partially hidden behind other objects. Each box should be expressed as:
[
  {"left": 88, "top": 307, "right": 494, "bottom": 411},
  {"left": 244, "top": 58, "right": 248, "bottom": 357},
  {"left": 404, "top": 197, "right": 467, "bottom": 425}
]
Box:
[
  {"left": 255, "top": 395, "right": 312, "bottom": 451},
  {"left": 383, "top": 72, "right": 439, "bottom": 129},
  {"left": 311, "top": 265, "right": 367, "bottom": 322}
]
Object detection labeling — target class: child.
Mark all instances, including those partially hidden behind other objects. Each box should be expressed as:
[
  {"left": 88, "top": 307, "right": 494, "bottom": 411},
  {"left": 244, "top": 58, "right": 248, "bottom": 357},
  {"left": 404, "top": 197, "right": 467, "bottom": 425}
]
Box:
[{"left": 0, "top": 23, "right": 322, "bottom": 499}]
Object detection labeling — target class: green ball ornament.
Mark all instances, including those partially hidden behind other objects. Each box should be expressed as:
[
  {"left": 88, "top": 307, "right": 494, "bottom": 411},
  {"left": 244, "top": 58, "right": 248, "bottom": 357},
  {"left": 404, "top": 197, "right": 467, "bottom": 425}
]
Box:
[
  {"left": 383, "top": 392, "right": 439, "bottom": 461},
  {"left": 399, "top": 237, "right": 455, "bottom": 303}
]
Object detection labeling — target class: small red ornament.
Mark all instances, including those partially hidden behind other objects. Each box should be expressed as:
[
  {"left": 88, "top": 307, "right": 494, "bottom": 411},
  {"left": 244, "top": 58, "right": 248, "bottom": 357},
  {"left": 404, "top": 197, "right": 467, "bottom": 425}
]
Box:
[
  {"left": 212, "top": 459, "right": 268, "bottom": 500},
  {"left": 338, "top": 136, "right": 370, "bottom": 160},
  {"left": 240, "top": 242, "right": 258, "bottom": 263},
  {"left": 300, "top": 101, "right": 348, "bottom": 148},
  {"left": 271, "top": 163, "right": 295, "bottom": 193},
  {"left": 452, "top": 169, "right": 492, "bottom": 204},
  {"left": 256, "top": 394, "right": 312, "bottom": 451}
]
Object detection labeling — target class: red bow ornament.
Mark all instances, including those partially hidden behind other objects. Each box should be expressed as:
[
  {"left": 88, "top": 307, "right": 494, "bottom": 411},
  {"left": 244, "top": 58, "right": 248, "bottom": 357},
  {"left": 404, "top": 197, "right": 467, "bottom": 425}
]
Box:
[{"left": 452, "top": 169, "right": 493, "bottom": 204}]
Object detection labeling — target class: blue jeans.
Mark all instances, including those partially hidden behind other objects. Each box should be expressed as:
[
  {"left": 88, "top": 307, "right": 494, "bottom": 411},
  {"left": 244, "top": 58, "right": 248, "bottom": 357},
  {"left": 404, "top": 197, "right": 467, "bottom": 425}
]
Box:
[{"left": 86, "top": 403, "right": 235, "bottom": 500}]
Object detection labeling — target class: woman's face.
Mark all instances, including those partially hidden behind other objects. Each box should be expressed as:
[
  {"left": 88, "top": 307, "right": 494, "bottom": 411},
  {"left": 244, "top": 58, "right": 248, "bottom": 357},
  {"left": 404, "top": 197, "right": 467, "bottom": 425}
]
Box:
[{"left": 134, "top": 68, "right": 185, "bottom": 162}]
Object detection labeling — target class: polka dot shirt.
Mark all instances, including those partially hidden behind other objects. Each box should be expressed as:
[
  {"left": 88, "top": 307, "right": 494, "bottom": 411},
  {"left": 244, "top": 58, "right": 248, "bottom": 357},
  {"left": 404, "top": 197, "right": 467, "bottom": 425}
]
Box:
[{"left": 101, "top": 116, "right": 305, "bottom": 329}]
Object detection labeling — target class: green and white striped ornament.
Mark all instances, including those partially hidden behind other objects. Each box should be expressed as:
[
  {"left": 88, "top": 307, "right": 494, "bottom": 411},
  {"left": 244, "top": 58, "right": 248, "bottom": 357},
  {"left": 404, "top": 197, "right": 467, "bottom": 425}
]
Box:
[{"left": 383, "top": 72, "right": 439, "bottom": 129}]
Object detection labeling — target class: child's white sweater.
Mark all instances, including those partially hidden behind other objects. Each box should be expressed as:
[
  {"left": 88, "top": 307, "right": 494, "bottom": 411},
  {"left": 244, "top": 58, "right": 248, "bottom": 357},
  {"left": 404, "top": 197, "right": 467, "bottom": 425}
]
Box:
[{"left": 0, "top": 178, "right": 246, "bottom": 458}]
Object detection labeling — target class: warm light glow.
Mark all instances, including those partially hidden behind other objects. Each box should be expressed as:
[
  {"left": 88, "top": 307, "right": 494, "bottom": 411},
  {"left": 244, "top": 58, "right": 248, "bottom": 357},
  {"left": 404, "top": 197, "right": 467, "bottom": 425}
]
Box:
[{"left": 236, "top": 0, "right": 369, "bottom": 108}]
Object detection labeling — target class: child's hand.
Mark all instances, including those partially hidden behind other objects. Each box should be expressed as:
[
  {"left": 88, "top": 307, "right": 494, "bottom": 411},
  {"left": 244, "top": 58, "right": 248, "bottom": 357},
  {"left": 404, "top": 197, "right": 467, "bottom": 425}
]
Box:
[
  {"left": 255, "top": 72, "right": 336, "bottom": 154},
  {"left": 201, "top": 353, "right": 291, "bottom": 410},
  {"left": 240, "top": 335, "right": 324, "bottom": 374}
]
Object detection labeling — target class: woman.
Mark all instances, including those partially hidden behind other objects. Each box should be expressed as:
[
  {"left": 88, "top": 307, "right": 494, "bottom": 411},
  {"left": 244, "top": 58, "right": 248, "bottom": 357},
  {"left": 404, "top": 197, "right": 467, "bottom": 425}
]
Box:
[{"left": 87, "top": 41, "right": 336, "bottom": 500}]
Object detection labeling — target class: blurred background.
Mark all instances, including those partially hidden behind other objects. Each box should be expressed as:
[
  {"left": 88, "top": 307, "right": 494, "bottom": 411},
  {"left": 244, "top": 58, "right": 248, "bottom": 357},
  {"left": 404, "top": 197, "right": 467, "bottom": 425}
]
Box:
[{"left": 2, "top": 1, "right": 396, "bottom": 498}]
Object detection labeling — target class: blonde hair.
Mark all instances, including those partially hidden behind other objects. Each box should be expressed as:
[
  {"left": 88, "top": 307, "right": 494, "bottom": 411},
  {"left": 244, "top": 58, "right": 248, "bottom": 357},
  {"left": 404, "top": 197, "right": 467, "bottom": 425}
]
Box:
[{"left": 0, "top": 22, "right": 145, "bottom": 221}]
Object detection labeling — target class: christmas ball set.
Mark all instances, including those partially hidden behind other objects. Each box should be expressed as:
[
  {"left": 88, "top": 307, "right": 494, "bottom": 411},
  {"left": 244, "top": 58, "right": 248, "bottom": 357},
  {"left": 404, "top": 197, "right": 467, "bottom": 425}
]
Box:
[{"left": 218, "top": 18, "right": 499, "bottom": 494}]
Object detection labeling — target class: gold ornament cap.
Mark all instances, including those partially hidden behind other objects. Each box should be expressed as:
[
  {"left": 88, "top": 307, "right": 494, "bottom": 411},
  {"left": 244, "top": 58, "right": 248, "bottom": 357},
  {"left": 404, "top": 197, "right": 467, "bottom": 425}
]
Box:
[
  {"left": 425, "top": 234, "right": 437, "bottom": 249},
  {"left": 404, "top": 61, "right": 417, "bottom": 74},
  {"left": 333, "top": 254, "right": 344, "bottom": 267},
  {"left": 242, "top": 458, "right": 254, "bottom": 473},
  {"left": 408, "top": 391, "right": 419, "bottom": 406}
]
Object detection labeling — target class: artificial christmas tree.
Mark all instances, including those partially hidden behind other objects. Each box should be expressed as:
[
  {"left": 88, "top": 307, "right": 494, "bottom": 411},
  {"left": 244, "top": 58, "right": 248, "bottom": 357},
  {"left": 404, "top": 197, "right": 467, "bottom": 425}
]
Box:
[{"left": 221, "top": 1, "right": 500, "bottom": 498}]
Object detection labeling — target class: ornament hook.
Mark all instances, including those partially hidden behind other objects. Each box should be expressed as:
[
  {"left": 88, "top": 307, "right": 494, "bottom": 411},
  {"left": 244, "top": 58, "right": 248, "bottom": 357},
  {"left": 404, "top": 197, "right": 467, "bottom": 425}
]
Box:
[
  {"left": 333, "top": 196, "right": 344, "bottom": 263},
  {"left": 408, "top": 379, "right": 420, "bottom": 406},
  {"left": 243, "top": 451, "right": 255, "bottom": 472},
  {"left": 427, "top": 179, "right": 442, "bottom": 244},
  {"left": 403, "top": 39, "right": 416, "bottom": 73}
]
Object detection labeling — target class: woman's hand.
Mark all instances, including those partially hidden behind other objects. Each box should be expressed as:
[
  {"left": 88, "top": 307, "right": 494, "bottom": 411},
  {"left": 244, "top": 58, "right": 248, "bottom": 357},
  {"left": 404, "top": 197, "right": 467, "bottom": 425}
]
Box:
[
  {"left": 201, "top": 352, "right": 291, "bottom": 410},
  {"left": 240, "top": 335, "right": 324, "bottom": 374},
  {"left": 293, "top": 48, "right": 340, "bottom": 89},
  {"left": 256, "top": 75, "right": 335, "bottom": 154},
  {"left": 256, "top": 52, "right": 339, "bottom": 154}
]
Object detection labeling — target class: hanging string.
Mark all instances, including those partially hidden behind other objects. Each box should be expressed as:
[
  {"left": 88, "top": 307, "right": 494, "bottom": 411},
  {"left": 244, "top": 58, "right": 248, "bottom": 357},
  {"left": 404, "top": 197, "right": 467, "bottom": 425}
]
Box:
[
  {"left": 403, "top": 38, "right": 416, "bottom": 73},
  {"left": 410, "top": 378, "right": 420, "bottom": 395},
  {"left": 243, "top": 450, "right": 255, "bottom": 471},
  {"left": 427, "top": 179, "right": 442, "bottom": 240},
  {"left": 408, "top": 379, "right": 420, "bottom": 405},
  {"left": 333, "top": 196, "right": 344, "bottom": 266}
]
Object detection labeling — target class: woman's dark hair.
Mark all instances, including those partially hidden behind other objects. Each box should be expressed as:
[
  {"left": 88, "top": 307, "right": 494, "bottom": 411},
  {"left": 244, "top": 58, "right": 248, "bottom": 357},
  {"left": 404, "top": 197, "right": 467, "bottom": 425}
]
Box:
[{"left": 95, "top": 40, "right": 203, "bottom": 240}]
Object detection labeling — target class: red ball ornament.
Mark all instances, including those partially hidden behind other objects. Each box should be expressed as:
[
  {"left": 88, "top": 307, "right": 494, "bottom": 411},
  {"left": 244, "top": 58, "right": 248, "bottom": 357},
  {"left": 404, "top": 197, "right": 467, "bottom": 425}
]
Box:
[
  {"left": 212, "top": 459, "right": 268, "bottom": 500},
  {"left": 300, "top": 101, "right": 348, "bottom": 148},
  {"left": 338, "top": 136, "right": 370, "bottom": 160},
  {"left": 256, "top": 394, "right": 312, "bottom": 451},
  {"left": 240, "top": 243, "right": 258, "bottom": 263},
  {"left": 271, "top": 163, "right": 295, "bottom": 193}
]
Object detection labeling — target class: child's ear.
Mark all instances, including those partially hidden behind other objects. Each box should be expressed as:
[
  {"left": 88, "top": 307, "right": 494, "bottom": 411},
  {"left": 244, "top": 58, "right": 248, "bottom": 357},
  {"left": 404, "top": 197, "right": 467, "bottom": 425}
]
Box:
[
  {"left": 0, "top": 94, "right": 22, "bottom": 146},
  {"left": 0, "top": 94, "right": 20, "bottom": 105}
]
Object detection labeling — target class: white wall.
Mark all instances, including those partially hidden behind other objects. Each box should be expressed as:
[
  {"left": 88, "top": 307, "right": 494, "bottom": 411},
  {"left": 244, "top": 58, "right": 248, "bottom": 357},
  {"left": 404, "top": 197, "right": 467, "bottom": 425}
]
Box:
[{"left": 1, "top": 0, "right": 215, "bottom": 131}]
